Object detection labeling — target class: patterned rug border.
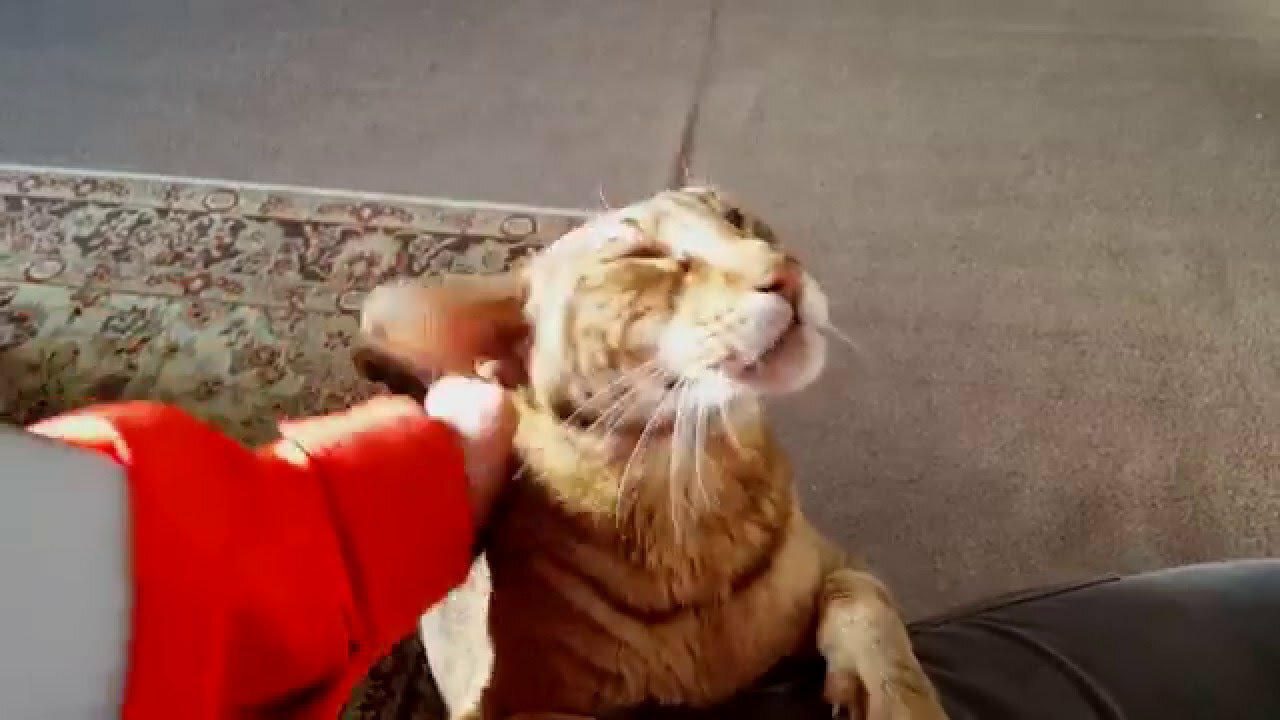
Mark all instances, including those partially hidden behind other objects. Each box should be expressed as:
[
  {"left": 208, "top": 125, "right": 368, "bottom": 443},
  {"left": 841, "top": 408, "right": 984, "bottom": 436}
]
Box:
[
  {"left": 0, "top": 164, "right": 584, "bottom": 315},
  {"left": 0, "top": 163, "right": 590, "bottom": 239}
]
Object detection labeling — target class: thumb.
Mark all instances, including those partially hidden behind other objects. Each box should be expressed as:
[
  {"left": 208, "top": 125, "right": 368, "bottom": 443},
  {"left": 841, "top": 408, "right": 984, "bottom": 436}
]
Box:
[
  {"left": 424, "top": 376, "right": 516, "bottom": 520},
  {"left": 425, "top": 376, "right": 510, "bottom": 442}
]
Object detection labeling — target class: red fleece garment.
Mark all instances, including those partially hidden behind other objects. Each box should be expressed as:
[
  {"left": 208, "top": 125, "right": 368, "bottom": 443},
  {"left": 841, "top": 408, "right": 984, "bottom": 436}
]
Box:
[{"left": 28, "top": 396, "right": 476, "bottom": 720}]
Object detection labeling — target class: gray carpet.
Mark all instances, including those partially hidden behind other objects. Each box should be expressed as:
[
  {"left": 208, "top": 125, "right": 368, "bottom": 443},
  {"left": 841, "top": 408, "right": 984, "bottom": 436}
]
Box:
[{"left": 3, "top": 0, "right": 1277, "bottom": 617}]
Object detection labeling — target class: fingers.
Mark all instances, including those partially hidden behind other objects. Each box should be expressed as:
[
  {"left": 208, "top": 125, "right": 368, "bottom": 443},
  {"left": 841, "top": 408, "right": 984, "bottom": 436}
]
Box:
[
  {"left": 359, "top": 278, "right": 528, "bottom": 383},
  {"left": 424, "top": 376, "right": 514, "bottom": 445},
  {"left": 360, "top": 283, "right": 488, "bottom": 376},
  {"left": 424, "top": 375, "right": 518, "bottom": 523}
]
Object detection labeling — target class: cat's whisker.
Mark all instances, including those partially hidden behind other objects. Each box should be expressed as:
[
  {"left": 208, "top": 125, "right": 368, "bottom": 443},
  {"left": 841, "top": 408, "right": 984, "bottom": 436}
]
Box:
[
  {"left": 717, "top": 397, "right": 745, "bottom": 456},
  {"left": 572, "top": 398, "right": 634, "bottom": 453},
  {"left": 558, "top": 360, "right": 661, "bottom": 432},
  {"left": 596, "top": 388, "right": 662, "bottom": 481},
  {"left": 582, "top": 395, "right": 635, "bottom": 445},
  {"left": 581, "top": 374, "right": 650, "bottom": 436},
  {"left": 667, "top": 384, "right": 684, "bottom": 531},
  {"left": 667, "top": 379, "right": 696, "bottom": 538},
  {"left": 678, "top": 383, "right": 704, "bottom": 522},
  {"left": 598, "top": 398, "right": 639, "bottom": 438},
  {"left": 615, "top": 385, "right": 675, "bottom": 522},
  {"left": 511, "top": 458, "right": 534, "bottom": 485},
  {"left": 558, "top": 387, "right": 626, "bottom": 433},
  {"left": 693, "top": 399, "right": 712, "bottom": 512},
  {"left": 819, "top": 322, "right": 864, "bottom": 357},
  {"left": 548, "top": 360, "right": 669, "bottom": 523},
  {"left": 601, "top": 367, "right": 670, "bottom": 439}
]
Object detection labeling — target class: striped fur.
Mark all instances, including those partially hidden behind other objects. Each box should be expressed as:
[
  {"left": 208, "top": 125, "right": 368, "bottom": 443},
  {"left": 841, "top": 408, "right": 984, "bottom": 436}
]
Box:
[{"left": 360, "top": 188, "right": 948, "bottom": 720}]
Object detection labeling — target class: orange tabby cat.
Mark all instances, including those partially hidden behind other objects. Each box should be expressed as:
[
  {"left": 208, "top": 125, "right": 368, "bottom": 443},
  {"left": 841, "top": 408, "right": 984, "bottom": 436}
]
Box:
[{"left": 358, "top": 188, "right": 948, "bottom": 720}]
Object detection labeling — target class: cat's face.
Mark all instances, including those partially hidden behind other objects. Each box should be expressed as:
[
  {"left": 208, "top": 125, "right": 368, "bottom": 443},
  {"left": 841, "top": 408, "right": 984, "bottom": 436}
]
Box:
[
  {"left": 357, "top": 187, "right": 830, "bottom": 435},
  {"left": 519, "top": 187, "right": 829, "bottom": 430}
]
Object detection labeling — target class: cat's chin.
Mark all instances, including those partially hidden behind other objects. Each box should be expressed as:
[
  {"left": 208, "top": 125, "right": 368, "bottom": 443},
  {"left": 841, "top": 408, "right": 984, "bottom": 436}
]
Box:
[{"left": 730, "top": 324, "right": 827, "bottom": 396}]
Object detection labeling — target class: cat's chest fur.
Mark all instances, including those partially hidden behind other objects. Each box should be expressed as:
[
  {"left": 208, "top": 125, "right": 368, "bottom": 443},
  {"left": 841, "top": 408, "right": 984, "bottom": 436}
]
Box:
[
  {"left": 484, "top": 506, "right": 826, "bottom": 717},
  {"left": 473, "top": 418, "right": 830, "bottom": 717}
]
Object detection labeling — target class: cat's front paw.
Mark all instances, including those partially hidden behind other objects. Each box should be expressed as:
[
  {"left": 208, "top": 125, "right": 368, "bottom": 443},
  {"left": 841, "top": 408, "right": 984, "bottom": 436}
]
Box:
[
  {"left": 818, "top": 570, "right": 949, "bottom": 720},
  {"left": 823, "top": 662, "right": 947, "bottom": 720}
]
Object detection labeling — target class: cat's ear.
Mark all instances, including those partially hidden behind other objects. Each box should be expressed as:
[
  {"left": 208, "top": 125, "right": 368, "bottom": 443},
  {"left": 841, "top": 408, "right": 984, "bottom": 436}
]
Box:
[{"left": 355, "top": 270, "right": 531, "bottom": 394}]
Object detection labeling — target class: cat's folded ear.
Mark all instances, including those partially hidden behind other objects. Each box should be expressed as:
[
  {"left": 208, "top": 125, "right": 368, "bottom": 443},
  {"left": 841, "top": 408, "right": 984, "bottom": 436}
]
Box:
[{"left": 354, "top": 270, "right": 531, "bottom": 395}]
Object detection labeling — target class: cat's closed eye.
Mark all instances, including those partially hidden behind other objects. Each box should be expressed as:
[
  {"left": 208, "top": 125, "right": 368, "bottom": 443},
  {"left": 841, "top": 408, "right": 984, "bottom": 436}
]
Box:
[
  {"left": 723, "top": 206, "right": 746, "bottom": 230},
  {"left": 622, "top": 247, "right": 694, "bottom": 275},
  {"left": 614, "top": 243, "right": 668, "bottom": 261}
]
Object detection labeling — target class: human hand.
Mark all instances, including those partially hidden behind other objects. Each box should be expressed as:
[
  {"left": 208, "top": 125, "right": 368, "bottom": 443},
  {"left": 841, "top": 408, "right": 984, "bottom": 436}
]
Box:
[
  {"left": 423, "top": 375, "right": 517, "bottom": 525},
  {"left": 360, "top": 278, "right": 528, "bottom": 389}
]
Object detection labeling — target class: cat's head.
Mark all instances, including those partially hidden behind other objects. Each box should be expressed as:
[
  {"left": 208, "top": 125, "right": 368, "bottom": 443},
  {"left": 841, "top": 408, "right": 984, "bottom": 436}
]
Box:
[{"left": 357, "top": 187, "right": 830, "bottom": 435}]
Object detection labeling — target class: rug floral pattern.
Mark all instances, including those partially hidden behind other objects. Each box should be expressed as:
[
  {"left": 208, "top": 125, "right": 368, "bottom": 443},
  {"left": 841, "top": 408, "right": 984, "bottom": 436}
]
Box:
[{"left": 0, "top": 166, "right": 585, "bottom": 718}]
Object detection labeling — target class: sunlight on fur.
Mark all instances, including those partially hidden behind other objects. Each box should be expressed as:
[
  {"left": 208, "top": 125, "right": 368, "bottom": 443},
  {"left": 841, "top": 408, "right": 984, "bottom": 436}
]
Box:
[{"left": 357, "top": 187, "right": 948, "bottom": 720}]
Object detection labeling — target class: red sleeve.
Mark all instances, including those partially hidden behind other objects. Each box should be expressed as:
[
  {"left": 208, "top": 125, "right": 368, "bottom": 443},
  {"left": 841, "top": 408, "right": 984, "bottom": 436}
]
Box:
[{"left": 28, "top": 396, "right": 476, "bottom": 720}]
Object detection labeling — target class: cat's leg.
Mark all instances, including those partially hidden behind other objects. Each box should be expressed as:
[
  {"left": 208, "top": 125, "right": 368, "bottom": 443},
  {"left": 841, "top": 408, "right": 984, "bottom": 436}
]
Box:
[{"left": 817, "top": 568, "right": 949, "bottom": 720}]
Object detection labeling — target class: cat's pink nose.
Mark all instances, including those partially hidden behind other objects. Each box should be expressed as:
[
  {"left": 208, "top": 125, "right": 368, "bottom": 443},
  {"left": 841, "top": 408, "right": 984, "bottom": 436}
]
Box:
[{"left": 753, "top": 257, "right": 802, "bottom": 307}]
